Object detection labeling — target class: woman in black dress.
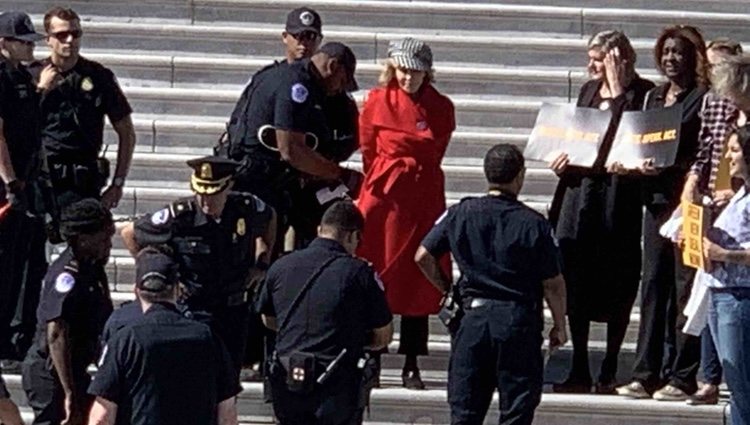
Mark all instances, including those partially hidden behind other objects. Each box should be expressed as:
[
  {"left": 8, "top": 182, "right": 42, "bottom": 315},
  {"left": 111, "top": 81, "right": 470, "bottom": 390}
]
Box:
[{"left": 549, "top": 30, "right": 654, "bottom": 394}]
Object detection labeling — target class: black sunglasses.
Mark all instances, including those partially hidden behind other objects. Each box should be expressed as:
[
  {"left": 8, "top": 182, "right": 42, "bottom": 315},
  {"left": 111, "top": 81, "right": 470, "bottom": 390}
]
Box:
[
  {"left": 292, "top": 31, "right": 319, "bottom": 42},
  {"left": 49, "top": 30, "right": 83, "bottom": 42}
]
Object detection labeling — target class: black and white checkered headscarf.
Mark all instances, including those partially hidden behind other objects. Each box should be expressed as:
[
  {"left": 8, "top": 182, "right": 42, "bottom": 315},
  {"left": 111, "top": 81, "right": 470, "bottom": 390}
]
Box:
[{"left": 387, "top": 37, "right": 433, "bottom": 72}]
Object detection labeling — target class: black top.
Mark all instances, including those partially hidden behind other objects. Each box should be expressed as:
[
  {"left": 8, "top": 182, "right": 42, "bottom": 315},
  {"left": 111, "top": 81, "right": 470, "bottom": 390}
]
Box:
[
  {"left": 641, "top": 83, "right": 707, "bottom": 207},
  {"left": 101, "top": 301, "right": 142, "bottom": 344},
  {"left": 30, "top": 57, "right": 132, "bottom": 164},
  {"left": 133, "top": 193, "right": 273, "bottom": 309},
  {"left": 421, "top": 194, "right": 561, "bottom": 303},
  {"left": 32, "top": 248, "right": 113, "bottom": 370},
  {"left": 319, "top": 92, "right": 358, "bottom": 163},
  {"left": 0, "top": 57, "right": 41, "bottom": 183},
  {"left": 88, "top": 303, "right": 240, "bottom": 425},
  {"left": 226, "top": 59, "right": 329, "bottom": 172},
  {"left": 256, "top": 238, "right": 392, "bottom": 363}
]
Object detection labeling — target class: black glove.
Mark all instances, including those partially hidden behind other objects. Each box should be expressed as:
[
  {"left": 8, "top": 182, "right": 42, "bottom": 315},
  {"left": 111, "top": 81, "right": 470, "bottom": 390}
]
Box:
[{"left": 339, "top": 167, "right": 364, "bottom": 199}]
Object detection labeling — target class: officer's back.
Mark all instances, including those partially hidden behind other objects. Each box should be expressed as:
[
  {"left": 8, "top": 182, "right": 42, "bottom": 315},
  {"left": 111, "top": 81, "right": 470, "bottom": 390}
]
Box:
[
  {"left": 416, "top": 144, "right": 567, "bottom": 425},
  {"left": 89, "top": 248, "right": 240, "bottom": 425},
  {"left": 257, "top": 201, "right": 392, "bottom": 425}
]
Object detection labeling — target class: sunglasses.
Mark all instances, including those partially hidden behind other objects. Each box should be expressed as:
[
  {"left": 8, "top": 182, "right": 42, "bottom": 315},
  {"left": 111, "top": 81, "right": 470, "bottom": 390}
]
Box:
[
  {"left": 292, "top": 31, "right": 319, "bottom": 42},
  {"left": 49, "top": 30, "right": 83, "bottom": 42}
]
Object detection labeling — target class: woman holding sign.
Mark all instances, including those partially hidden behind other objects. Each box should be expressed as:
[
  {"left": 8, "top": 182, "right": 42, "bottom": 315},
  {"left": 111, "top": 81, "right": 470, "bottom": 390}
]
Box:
[
  {"left": 549, "top": 30, "right": 654, "bottom": 394},
  {"left": 616, "top": 25, "right": 709, "bottom": 402},
  {"left": 357, "top": 38, "right": 454, "bottom": 390}
]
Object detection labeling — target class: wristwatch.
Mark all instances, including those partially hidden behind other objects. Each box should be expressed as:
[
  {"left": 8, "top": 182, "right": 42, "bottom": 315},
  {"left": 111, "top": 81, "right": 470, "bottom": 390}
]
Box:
[{"left": 112, "top": 176, "right": 125, "bottom": 188}]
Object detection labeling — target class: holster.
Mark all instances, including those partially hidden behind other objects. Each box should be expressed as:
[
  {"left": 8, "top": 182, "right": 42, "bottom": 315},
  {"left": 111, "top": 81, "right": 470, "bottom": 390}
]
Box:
[
  {"left": 438, "top": 286, "right": 464, "bottom": 334},
  {"left": 357, "top": 353, "right": 379, "bottom": 409}
]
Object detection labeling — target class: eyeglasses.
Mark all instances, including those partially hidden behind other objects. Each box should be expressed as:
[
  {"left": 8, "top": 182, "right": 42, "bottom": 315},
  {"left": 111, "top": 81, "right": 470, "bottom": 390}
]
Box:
[
  {"left": 292, "top": 31, "right": 319, "bottom": 42},
  {"left": 49, "top": 30, "right": 83, "bottom": 42}
]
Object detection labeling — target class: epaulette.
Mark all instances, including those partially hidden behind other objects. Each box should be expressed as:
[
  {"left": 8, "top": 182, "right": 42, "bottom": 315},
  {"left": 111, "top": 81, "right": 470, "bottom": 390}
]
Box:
[
  {"left": 63, "top": 259, "right": 79, "bottom": 274},
  {"left": 230, "top": 191, "right": 268, "bottom": 213},
  {"left": 168, "top": 197, "right": 195, "bottom": 219}
]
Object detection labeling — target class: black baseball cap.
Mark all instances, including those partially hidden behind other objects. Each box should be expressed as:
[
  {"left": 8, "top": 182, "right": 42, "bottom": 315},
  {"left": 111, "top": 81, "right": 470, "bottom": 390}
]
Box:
[
  {"left": 319, "top": 42, "right": 358, "bottom": 92},
  {"left": 285, "top": 7, "right": 322, "bottom": 36},
  {"left": 0, "top": 11, "right": 44, "bottom": 42},
  {"left": 136, "top": 248, "right": 178, "bottom": 292}
]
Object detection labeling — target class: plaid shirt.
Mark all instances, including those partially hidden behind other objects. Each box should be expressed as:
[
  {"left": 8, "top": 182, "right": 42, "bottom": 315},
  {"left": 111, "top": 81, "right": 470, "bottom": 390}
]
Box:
[{"left": 691, "top": 93, "right": 739, "bottom": 192}]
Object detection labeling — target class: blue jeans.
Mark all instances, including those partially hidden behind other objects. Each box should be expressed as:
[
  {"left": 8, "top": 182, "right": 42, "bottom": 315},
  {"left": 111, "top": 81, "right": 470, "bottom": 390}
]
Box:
[
  {"left": 709, "top": 289, "right": 750, "bottom": 425},
  {"left": 701, "top": 326, "right": 723, "bottom": 385}
]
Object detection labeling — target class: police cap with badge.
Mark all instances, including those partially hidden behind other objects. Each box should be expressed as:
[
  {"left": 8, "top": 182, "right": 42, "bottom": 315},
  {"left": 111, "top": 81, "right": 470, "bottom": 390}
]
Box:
[
  {"left": 285, "top": 7, "right": 322, "bottom": 37},
  {"left": 187, "top": 156, "right": 241, "bottom": 195}
]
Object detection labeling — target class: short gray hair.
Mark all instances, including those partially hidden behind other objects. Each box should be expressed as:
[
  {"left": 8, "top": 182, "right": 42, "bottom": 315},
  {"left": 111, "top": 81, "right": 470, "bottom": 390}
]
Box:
[
  {"left": 587, "top": 30, "right": 637, "bottom": 78},
  {"left": 712, "top": 54, "right": 750, "bottom": 103}
]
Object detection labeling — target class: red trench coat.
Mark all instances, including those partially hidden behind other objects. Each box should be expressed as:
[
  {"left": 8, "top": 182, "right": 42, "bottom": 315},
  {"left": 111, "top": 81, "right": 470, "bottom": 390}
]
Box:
[{"left": 356, "top": 81, "right": 454, "bottom": 316}]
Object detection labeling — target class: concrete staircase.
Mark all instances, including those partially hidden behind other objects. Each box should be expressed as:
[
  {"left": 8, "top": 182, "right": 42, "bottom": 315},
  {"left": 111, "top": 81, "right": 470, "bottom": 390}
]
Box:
[{"left": 2, "top": 0, "right": 745, "bottom": 423}]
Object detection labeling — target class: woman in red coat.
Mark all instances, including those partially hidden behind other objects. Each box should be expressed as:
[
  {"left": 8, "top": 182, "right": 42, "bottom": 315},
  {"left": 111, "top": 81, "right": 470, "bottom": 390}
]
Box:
[{"left": 357, "top": 37, "right": 454, "bottom": 389}]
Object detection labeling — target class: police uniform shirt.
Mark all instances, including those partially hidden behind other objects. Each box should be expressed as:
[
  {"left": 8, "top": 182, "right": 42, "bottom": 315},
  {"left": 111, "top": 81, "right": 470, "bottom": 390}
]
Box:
[
  {"left": 0, "top": 57, "right": 41, "bottom": 183},
  {"left": 256, "top": 238, "right": 392, "bottom": 362},
  {"left": 233, "top": 58, "right": 329, "bottom": 161},
  {"left": 89, "top": 303, "right": 241, "bottom": 425},
  {"left": 33, "top": 248, "right": 113, "bottom": 368},
  {"left": 31, "top": 57, "right": 132, "bottom": 163},
  {"left": 421, "top": 194, "right": 561, "bottom": 302},
  {"left": 101, "top": 301, "right": 142, "bottom": 343},
  {"left": 133, "top": 193, "right": 273, "bottom": 307},
  {"left": 320, "top": 92, "right": 358, "bottom": 163}
]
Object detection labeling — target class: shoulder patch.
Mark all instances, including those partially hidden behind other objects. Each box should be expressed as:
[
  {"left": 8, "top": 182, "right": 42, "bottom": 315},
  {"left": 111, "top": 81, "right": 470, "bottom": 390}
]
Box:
[
  {"left": 291, "top": 83, "right": 309, "bottom": 103},
  {"left": 151, "top": 208, "right": 171, "bottom": 226},
  {"left": 54, "top": 272, "right": 75, "bottom": 294}
]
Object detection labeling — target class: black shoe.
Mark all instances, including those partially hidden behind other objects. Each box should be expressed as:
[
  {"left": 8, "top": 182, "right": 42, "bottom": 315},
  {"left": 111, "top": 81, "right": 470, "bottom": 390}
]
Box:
[
  {"left": 595, "top": 381, "right": 618, "bottom": 395},
  {"left": 402, "top": 369, "right": 426, "bottom": 390},
  {"left": 553, "top": 378, "right": 592, "bottom": 394}
]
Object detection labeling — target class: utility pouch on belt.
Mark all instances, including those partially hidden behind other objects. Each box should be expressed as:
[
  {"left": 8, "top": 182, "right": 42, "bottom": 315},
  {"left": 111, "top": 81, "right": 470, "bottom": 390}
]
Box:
[
  {"left": 282, "top": 352, "right": 318, "bottom": 394},
  {"left": 96, "top": 145, "right": 111, "bottom": 188}
]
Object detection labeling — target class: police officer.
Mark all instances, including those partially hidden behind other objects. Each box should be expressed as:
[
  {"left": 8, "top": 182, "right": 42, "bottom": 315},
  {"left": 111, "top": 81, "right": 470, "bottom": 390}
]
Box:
[
  {"left": 0, "top": 11, "right": 50, "bottom": 363},
  {"left": 88, "top": 247, "right": 241, "bottom": 425},
  {"left": 22, "top": 198, "right": 115, "bottom": 425},
  {"left": 257, "top": 201, "right": 393, "bottom": 425},
  {"left": 224, "top": 41, "right": 360, "bottom": 252},
  {"left": 415, "top": 144, "right": 568, "bottom": 425},
  {"left": 32, "top": 6, "right": 135, "bottom": 211},
  {"left": 120, "top": 156, "right": 276, "bottom": 379}
]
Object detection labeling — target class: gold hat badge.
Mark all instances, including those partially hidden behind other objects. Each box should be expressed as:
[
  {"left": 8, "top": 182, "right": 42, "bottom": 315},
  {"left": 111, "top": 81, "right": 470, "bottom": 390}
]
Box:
[{"left": 200, "top": 163, "right": 213, "bottom": 179}]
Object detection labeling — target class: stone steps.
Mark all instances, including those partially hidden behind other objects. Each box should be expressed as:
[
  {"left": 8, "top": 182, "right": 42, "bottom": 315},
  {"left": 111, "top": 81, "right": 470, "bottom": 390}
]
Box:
[{"left": 2, "top": 375, "right": 731, "bottom": 425}]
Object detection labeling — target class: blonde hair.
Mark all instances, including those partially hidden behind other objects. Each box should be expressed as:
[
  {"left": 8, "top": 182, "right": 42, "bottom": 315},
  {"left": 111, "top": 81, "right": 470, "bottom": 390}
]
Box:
[
  {"left": 587, "top": 30, "right": 637, "bottom": 79},
  {"left": 712, "top": 54, "right": 750, "bottom": 102},
  {"left": 377, "top": 58, "right": 435, "bottom": 87}
]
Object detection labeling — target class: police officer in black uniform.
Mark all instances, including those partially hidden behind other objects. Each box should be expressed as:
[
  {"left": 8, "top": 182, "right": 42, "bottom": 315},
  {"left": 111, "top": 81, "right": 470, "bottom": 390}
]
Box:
[
  {"left": 21, "top": 198, "right": 115, "bottom": 425},
  {"left": 0, "top": 11, "right": 50, "bottom": 363},
  {"left": 415, "top": 144, "right": 568, "bottom": 425},
  {"left": 224, "top": 41, "right": 361, "bottom": 253},
  {"left": 120, "top": 156, "right": 276, "bottom": 380},
  {"left": 32, "top": 7, "right": 135, "bottom": 211},
  {"left": 88, "top": 247, "right": 241, "bottom": 425},
  {"left": 257, "top": 201, "right": 393, "bottom": 425}
]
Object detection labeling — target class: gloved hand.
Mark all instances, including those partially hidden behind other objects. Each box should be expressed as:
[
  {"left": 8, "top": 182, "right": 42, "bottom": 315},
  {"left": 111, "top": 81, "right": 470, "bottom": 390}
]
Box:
[{"left": 339, "top": 167, "right": 364, "bottom": 199}]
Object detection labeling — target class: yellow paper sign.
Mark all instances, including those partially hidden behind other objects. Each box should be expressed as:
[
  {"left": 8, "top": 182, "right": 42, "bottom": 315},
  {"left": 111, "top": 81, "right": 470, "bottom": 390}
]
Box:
[
  {"left": 681, "top": 202, "right": 706, "bottom": 269},
  {"left": 713, "top": 135, "right": 733, "bottom": 193}
]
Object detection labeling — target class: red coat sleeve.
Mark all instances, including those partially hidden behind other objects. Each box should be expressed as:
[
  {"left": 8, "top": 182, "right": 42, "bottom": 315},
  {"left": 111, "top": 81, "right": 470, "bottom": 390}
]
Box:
[{"left": 358, "top": 90, "right": 379, "bottom": 174}]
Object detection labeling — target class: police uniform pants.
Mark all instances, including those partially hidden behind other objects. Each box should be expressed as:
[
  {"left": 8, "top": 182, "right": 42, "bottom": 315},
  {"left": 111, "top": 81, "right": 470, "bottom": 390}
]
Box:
[
  {"left": 269, "top": 367, "right": 362, "bottom": 425},
  {"left": 448, "top": 300, "right": 542, "bottom": 425},
  {"left": 206, "top": 304, "right": 251, "bottom": 380},
  {"left": 21, "top": 353, "right": 92, "bottom": 425},
  {"left": 0, "top": 210, "right": 46, "bottom": 360},
  {"left": 48, "top": 161, "right": 104, "bottom": 211}
]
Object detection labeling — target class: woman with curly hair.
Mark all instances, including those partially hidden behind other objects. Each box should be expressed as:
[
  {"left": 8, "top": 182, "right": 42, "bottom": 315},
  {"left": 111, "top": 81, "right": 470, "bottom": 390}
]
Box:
[
  {"left": 357, "top": 37, "right": 454, "bottom": 389},
  {"left": 616, "top": 25, "right": 710, "bottom": 401}
]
